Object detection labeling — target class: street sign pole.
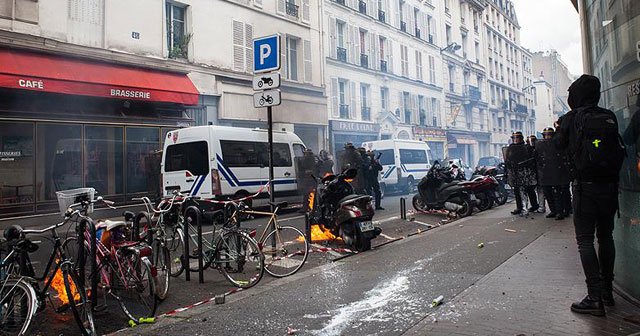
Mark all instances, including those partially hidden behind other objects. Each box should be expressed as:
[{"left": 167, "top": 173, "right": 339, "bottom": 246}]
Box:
[{"left": 267, "top": 106, "right": 275, "bottom": 212}]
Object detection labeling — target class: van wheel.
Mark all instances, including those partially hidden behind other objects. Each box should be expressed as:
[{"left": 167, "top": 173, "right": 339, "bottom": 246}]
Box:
[
  {"left": 380, "top": 183, "right": 386, "bottom": 199},
  {"left": 234, "top": 191, "right": 252, "bottom": 210}
]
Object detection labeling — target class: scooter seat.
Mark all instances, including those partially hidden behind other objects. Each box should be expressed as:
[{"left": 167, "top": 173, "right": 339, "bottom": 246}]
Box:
[
  {"left": 338, "top": 194, "right": 370, "bottom": 206},
  {"left": 438, "top": 181, "right": 460, "bottom": 190},
  {"left": 103, "top": 220, "right": 128, "bottom": 232}
]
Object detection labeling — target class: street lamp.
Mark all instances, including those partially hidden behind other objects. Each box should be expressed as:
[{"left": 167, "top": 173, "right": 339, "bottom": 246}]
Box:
[{"left": 441, "top": 42, "right": 462, "bottom": 53}]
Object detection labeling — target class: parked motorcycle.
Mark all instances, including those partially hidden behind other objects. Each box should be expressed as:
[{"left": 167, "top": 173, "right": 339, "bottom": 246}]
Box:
[
  {"left": 412, "top": 161, "right": 474, "bottom": 218},
  {"left": 465, "top": 166, "right": 502, "bottom": 211},
  {"left": 308, "top": 168, "right": 381, "bottom": 251}
]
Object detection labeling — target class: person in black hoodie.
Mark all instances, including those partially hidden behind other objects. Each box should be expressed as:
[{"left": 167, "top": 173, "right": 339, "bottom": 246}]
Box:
[{"left": 554, "top": 74, "right": 624, "bottom": 316}]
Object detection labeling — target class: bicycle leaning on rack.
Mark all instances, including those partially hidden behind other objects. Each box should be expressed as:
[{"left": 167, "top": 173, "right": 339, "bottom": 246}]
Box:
[
  {"left": 0, "top": 188, "right": 99, "bottom": 336},
  {"left": 226, "top": 201, "right": 309, "bottom": 278},
  {"left": 162, "top": 192, "right": 265, "bottom": 288}
]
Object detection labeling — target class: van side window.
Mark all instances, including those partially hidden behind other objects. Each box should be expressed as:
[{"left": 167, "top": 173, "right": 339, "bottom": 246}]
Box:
[
  {"left": 165, "top": 141, "right": 209, "bottom": 175},
  {"left": 400, "top": 149, "right": 428, "bottom": 164},
  {"left": 292, "top": 144, "right": 305, "bottom": 157},
  {"left": 220, "top": 140, "right": 262, "bottom": 167},
  {"left": 221, "top": 141, "right": 292, "bottom": 167},
  {"left": 375, "top": 149, "right": 394, "bottom": 165}
]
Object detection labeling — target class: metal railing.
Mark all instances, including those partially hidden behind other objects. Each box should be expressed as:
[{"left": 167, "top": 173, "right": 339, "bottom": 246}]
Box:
[
  {"left": 360, "top": 53, "right": 369, "bottom": 68},
  {"left": 361, "top": 106, "right": 371, "bottom": 121},
  {"left": 285, "top": 2, "right": 299, "bottom": 18},
  {"left": 337, "top": 46, "right": 347, "bottom": 62},
  {"left": 339, "top": 104, "right": 350, "bottom": 118},
  {"left": 415, "top": 27, "right": 421, "bottom": 38},
  {"left": 380, "top": 59, "right": 388, "bottom": 72},
  {"left": 400, "top": 21, "right": 407, "bottom": 32},
  {"left": 378, "top": 9, "right": 385, "bottom": 22},
  {"left": 358, "top": 0, "right": 367, "bottom": 14}
]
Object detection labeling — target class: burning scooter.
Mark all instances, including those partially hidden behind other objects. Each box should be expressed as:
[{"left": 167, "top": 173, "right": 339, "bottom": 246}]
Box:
[{"left": 307, "top": 168, "right": 381, "bottom": 251}]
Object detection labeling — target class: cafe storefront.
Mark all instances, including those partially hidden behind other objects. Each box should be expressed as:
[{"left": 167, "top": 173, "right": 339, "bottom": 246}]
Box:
[{"left": 0, "top": 49, "right": 199, "bottom": 219}]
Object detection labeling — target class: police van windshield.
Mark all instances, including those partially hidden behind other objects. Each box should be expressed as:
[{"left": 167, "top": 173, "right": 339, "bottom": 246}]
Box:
[{"left": 165, "top": 141, "right": 209, "bottom": 176}]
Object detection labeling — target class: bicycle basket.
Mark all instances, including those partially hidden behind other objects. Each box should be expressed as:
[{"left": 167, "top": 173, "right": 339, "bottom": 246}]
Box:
[{"left": 56, "top": 187, "right": 96, "bottom": 216}]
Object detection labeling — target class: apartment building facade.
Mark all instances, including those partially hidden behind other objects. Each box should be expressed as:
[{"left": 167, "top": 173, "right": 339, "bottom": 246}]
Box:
[
  {"left": 441, "top": 0, "right": 490, "bottom": 166},
  {"left": 0, "top": 0, "right": 326, "bottom": 218},
  {"left": 324, "top": 0, "right": 447, "bottom": 159},
  {"left": 532, "top": 50, "right": 574, "bottom": 120},
  {"left": 483, "top": 0, "right": 535, "bottom": 156}
]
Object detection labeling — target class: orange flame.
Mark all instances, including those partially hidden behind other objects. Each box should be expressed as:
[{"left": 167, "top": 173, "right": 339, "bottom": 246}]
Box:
[
  {"left": 297, "top": 224, "right": 341, "bottom": 242},
  {"left": 51, "top": 261, "right": 80, "bottom": 305},
  {"left": 308, "top": 192, "right": 315, "bottom": 210}
]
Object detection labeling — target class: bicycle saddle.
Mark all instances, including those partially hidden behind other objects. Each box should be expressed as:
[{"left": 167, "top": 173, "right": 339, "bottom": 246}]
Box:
[
  {"left": 103, "top": 220, "right": 128, "bottom": 232},
  {"left": 122, "top": 211, "right": 136, "bottom": 222},
  {"left": 268, "top": 201, "right": 288, "bottom": 209}
]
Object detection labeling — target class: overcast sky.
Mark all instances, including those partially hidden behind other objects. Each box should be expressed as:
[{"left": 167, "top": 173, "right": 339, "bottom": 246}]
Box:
[{"left": 511, "top": 0, "right": 583, "bottom": 76}]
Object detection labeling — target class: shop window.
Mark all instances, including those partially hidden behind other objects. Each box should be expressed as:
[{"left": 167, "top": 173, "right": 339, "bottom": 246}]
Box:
[
  {"left": 0, "top": 122, "right": 34, "bottom": 215},
  {"left": 36, "top": 124, "right": 83, "bottom": 201},
  {"left": 85, "top": 126, "right": 123, "bottom": 196},
  {"left": 126, "top": 127, "right": 160, "bottom": 194}
]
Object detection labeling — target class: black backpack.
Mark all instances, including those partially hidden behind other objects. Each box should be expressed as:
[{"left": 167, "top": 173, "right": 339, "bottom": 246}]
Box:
[{"left": 573, "top": 107, "right": 626, "bottom": 179}]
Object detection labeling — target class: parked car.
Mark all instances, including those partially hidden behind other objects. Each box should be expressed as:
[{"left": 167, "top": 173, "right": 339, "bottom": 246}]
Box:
[{"left": 476, "top": 156, "right": 505, "bottom": 174}]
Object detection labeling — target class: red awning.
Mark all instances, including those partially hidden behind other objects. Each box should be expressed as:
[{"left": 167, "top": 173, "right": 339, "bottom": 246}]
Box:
[{"left": 0, "top": 49, "right": 199, "bottom": 105}]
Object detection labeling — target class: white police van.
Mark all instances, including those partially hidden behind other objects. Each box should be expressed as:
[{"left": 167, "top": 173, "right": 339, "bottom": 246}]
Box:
[
  {"left": 161, "top": 125, "right": 306, "bottom": 206},
  {"left": 362, "top": 139, "right": 431, "bottom": 195}
]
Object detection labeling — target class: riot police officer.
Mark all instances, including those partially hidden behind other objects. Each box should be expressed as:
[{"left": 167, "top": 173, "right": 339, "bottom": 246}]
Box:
[
  {"left": 366, "top": 151, "right": 384, "bottom": 210},
  {"left": 537, "top": 127, "right": 571, "bottom": 219},
  {"left": 505, "top": 131, "right": 539, "bottom": 214}
]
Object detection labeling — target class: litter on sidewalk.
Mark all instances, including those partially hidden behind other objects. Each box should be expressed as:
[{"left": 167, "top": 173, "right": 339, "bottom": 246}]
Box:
[
  {"left": 504, "top": 229, "right": 517, "bottom": 233},
  {"left": 431, "top": 295, "right": 444, "bottom": 307}
]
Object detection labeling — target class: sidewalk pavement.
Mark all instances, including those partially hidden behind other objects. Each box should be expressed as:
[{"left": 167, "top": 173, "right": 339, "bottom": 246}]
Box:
[{"left": 404, "top": 214, "right": 640, "bottom": 336}]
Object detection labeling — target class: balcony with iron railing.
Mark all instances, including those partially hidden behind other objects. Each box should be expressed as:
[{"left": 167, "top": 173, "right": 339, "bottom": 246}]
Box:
[
  {"left": 514, "top": 103, "right": 527, "bottom": 114},
  {"left": 400, "top": 21, "right": 407, "bottom": 33},
  {"left": 428, "top": 34, "right": 434, "bottom": 44},
  {"left": 463, "top": 85, "right": 481, "bottom": 102},
  {"left": 380, "top": 59, "right": 388, "bottom": 73},
  {"left": 285, "top": 2, "right": 299, "bottom": 18},
  {"left": 361, "top": 106, "right": 371, "bottom": 121},
  {"left": 337, "top": 46, "right": 347, "bottom": 62},
  {"left": 360, "top": 53, "right": 369, "bottom": 68},
  {"left": 336, "top": 0, "right": 345, "bottom": 5},
  {"left": 378, "top": 10, "right": 385, "bottom": 22},
  {"left": 449, "top": 83, "right": 455, "bottom": 92},
  {"left": 339, "top": 104, "right": 349, "bottom": 119},
  {"left": 415, "top": 27, "right": 421, "bottom": 38},
  {"left": 358, "top": 0, "right": 367, "bottom": 14}
]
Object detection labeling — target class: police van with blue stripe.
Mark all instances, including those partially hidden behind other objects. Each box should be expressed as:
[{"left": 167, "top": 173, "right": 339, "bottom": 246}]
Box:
[
  {"left": 162, "top": 126, "right": 306, "bottom": 207},
  {"left": 362, "top": 139, "right": 431, "bottom": 195}
]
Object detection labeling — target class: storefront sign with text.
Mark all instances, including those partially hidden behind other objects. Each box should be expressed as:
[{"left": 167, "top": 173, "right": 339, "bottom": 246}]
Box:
[{"left": 331, "top": 120, "right": 380, "bottom": 133}]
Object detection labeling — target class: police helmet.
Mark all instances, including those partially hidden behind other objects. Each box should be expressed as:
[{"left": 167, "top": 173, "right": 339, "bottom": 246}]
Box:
[{"left": 542, "top": 127, "right": 554, "bottom": 134}]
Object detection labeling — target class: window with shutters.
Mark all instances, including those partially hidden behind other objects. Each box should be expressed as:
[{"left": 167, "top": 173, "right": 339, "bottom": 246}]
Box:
[
  {"left": 416, "top": 51, "right": 423, "bottom": 81},
  {"left": 428, "top": 55, "right": 436, "bottom": 84},
  {"left": 286, "top": 36, "right": 299, "bottom": 81},
  {"left": 232, "top": 20, "right": 253, "bottom": 73},
  {"left": 403, "top": 92, "right": 411, "bottom": 123},
  {"left": 400, "top": 45, "right": 409, "bottom": 77},
  {"left": 338, "top": 80, "right": 349, "bottom": 119},
  {"left": 380, "top": 87, "right": 389, "bottom": 112},
  {"left": 303, "top": 40, "right": 312, "bottom": 83},
  {"left": 361, "top": 84, "right": 370, "bottom": 121},
  {"left": 167, "top": 3, "right": 190, "bottom": 59},
  {"left": 0, "top": 0, "right": 38, "bottom": 23}
]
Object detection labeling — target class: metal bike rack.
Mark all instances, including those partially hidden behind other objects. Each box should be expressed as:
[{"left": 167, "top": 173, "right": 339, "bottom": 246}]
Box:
[
  {"left": 400, "top": 197, "right": 407, "bottom": 220},
  {"left": 184, "top": 206, "right": 204, "bottom": 284},
  {"left": 77, "top": 218, "right": 98, "bottom": 310}
]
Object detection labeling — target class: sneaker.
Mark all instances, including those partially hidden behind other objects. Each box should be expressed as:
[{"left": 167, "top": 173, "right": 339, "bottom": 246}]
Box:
[
  {"left": 511, "top": 209, "right": 523, "bottom": 215},
  {"left": 545, "top": 212, "right": 558, "bottom": 218},
  {"left": 570, "top": 295, "right": 605, "bottom": 316}
]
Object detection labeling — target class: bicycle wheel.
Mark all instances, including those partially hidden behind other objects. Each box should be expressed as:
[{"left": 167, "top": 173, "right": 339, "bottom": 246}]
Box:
[
  {"left": 0, "top": 278, "right": 37, "bottom": 336},
  {"left": 166, "top": 226, "right": 185, "bottom": 277},
  {"left": 262, "top": 226, "right": 309, "bottom": 278},
  {"left": 213, "top": 230, "right": 264, "bottom": 289},
  {"left": 151, "top": 240, "right": 170, "bottom": 300},
  {"left": 62, "top": 264, "right": 96, "bottom": 336},
  {"left": 113, "top": 253, "right": 157, "bottom": 321}
]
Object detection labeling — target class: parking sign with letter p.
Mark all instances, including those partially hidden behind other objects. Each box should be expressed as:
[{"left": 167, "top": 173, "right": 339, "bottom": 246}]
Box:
[{"left": 253, "top": 35, "right": 281, "bottom": 74}]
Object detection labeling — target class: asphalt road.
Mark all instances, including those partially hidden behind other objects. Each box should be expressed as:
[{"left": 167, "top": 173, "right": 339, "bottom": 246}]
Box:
[
  {"left": 23, "top": 193, "right": 457, "bottom": 335},
  {"left": 117, "top": 200, "right": 553, "bottom": 336}
]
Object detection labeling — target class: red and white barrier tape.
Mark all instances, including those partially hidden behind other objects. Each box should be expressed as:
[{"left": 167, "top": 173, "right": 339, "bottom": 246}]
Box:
[{"left": 309, "top": 247, "right": 356, "bottom": 254}]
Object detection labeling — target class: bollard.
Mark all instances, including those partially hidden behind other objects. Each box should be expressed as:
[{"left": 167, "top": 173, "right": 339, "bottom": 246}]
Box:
[
  {"left": 78, "top": 218, "right": 97, "bottom": 309},
  {"left": 184, "top": 206, "right": 204, "bottom": 283},
  {"left": 304, "top": 213, "right": 312, "bottom": 245},
  {"left": 400, "top": 197, "right": 407, "bottom": 220}
]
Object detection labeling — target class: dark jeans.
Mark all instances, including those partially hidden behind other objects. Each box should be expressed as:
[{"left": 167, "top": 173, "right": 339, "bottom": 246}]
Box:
[
  {"left": 514, "top": 185, "right": 538, "bottom": 210},
  {"left": 542, "top": 185, "right": 557, "bottom": 214},
  {"left": 573, "top": 182, "right": 618, "bottom": 298},
  {"left": 364, "top": 180, "right": 382, "bottom": 208}
]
